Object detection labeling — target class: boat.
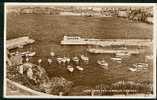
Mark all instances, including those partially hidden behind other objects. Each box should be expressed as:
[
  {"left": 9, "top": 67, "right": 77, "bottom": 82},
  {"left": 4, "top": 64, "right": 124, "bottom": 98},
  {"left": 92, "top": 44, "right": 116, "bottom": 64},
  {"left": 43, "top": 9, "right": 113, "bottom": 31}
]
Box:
[
  {"left": 21, "top": 51, "right": 30, "bottom": 55},
  {"left": 62, "top": 57, "right": 67, "bottom": 64},
  {"left": 72, "top": 56, "right": 79, "bottom": 63},
  {"left": 115, "top": 51, "right": 131, "bottom": 58},
  {"left": 80, "top": 55, "right": 89, "bottom": 62},
  {"left": 57, "top": 58, "right": 63, "bottom": 64},
  {"left": 67, "top": 65, "right": 74, "bottom": 72},
  {"left": 133, "top": 63, "right": 148, "bottom": 68},
  {"left": 47, "top": 58, "right": 52, "bottom": 64},
  {"left": 26, "top": 52, "right": 36, "bottom": 57},
  {"left": 50, "top": 52, "right": 55, "bottom": 57},
  {"left": 111, "top": 57, "right": 122, "bottom": 63},
  {"left": 63, "top": 57, "right": 70, "bottom": 63},
  {"left": 76, "top": 66, "right": 84, "bottom": 71},
  {"left": 12, "top": 51, "right": 36, "bottom": 57},
  {"left": 129, "top": 67, "right": 137, "bottom": 72},
  {"left": 97, "top": 59, "right": 108, "bottom": 66},
  {"left": 111, "top": 57, "right": 122, "bottom": 61},
  {"left": 129, "top": 63, "right": 149, "bottom": 72},
  {"left": 38, "top": 59, "right": 42, "bottom": 64},
  {"left": 97, "top": 58, "right": 108, "bottom": 69}
]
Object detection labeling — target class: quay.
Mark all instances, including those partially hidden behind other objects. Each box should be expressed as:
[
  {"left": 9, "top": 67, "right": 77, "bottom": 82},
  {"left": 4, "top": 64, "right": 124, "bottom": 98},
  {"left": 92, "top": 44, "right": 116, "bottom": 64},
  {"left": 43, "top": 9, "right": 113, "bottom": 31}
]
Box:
[
  {"left": 60, "top": 36, "right": 152, "bottom": 47},
  {"left": 87, "top": 48, "right": 140, "bottom": 54},
  {"left": 6, "top": 36, "right": 35, "bottom": 50}
]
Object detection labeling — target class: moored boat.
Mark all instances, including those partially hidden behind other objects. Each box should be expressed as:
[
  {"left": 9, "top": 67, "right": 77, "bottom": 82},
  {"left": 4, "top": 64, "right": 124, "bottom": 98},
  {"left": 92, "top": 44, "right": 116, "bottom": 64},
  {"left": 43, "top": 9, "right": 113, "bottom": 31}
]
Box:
[
  {"left": 129, "top": 63, "right": 149, "bottom": 72},
  {"left": 50, "top": 52, "right": 55, "bottom": 57},
  {"left": 26, "top": 52, "right": 36, "bottom": 57},
  {"left": 67, "top": 65, "right": 74, "bottom": 72},
  {"left": 97, "top": 58, "right": 108, "bottom": 69},
  {"left": 47, "top": 58, "right": 52, "bottom": 64},
  {"left": 80, "top": 55, "right": 89, "bottom": 62},
  {"left": 97, "top": 59, "right": 108, "bottom": 66},
  {"left": 57, "top": 57, "right": 63, "bottom": 64},
  {"left": 111, "top": 57, "right": 122, "bottom": 63},
  {"left": 76, "top": 66, "right": 84, "bottom": 71},
  {"left": 116, "top": 51, "right": 130, "bottom": 58},
  {"left": 11, "top": 51, "right": 36, "bottom": 57},
  {"left": 72, "top": 56, "right": 79, "bottom": 63},
  {"left": 63, "top": 57, "right": 71, "bottom": 63}
]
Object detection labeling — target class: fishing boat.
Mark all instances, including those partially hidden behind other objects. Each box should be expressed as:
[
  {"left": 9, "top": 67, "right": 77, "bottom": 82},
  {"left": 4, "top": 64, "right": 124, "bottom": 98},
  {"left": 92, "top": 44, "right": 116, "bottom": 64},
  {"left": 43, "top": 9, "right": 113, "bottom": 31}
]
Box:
[
  {"left": 62, "top": 57, "right": 67, "bottom": 64},
  {"left": 57, "top": 58, "right": 63, "bottom": 64},
  {"left": 111, "top": 57, "right": 122, "bottom": 63},
  {"left": 116, "top": 51, "right": 131, "bottom": 58},
  {"left": 72, "top": 56, "right": 79, "bottom": 63},
  {"left": 20, "top": 51, "right": 29, "bottom": 55},
  {"left": 63, "top": 57, "right": 70, "bottom": 63},
  {"left": 50, "top": 52, "right": 55, "bottom": 57},
  {"left": 129, "top": 67, "right": 137, "bottom": 72},
  {"left": 80, "top": 55, "right": 89, "bottom": 62},
  {"left": 26, "top": 52, "right": 36, "bottom": 57},
  {"left": 133, "top": 63, "right": 148, "bottom": 68},
  {"left": 97, "top": 58, "right": 108, "bottom": 69},
  {"left": 76, "top": 66, "right": 84, "bottom": 71},
  {"left": 97, "top": 59, "right": 108, "bottom": 66},
  {"left": 129, "top": 63, "right": 149, "bottom": 72},
  {"left": 47, "top": 58, "right": 52, "bottom": 64},
  {"left": 14, "top": 51, "right": 36, "bottom": 57},
  {"left": 67, "top": 65, "right": 74, "bottom": 72}
]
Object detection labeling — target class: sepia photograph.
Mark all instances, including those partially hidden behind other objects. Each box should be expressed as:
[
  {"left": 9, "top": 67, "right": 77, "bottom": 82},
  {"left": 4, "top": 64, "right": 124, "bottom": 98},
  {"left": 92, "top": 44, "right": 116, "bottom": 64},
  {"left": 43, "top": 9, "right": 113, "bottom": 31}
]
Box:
[{"left": 4, "top": 3, "right": 156, "bottom": 98}]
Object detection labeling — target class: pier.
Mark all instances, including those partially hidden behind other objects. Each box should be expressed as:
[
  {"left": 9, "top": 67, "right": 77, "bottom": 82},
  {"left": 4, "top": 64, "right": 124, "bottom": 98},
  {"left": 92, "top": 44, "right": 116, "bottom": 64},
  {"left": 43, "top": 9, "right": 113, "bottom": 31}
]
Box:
[
  {"left": 87, "top": 48, "right": 140, "bottom": 54},
  {"left": 61, "top": 36, "right": 152, "bottom": 47}
]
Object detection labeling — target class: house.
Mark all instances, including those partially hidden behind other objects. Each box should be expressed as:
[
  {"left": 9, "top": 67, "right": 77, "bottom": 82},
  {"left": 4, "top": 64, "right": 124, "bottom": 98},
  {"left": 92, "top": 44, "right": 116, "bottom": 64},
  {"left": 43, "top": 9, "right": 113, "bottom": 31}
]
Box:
[{"left": 118, "top": 10, "right": 128, "bottom": 18}]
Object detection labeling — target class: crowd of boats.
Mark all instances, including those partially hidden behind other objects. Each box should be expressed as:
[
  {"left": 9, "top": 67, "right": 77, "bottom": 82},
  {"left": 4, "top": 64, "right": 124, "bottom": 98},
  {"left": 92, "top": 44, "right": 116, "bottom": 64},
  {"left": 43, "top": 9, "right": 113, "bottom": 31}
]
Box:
[
  {"left": 7, "top": 36, "right": 151, "bottom": 73},
  {"left": 10, "top": 50, "right": 90, "bottom": 72},
  {"left": 10, "top": 47, "right": 150, "bottom": 73}
]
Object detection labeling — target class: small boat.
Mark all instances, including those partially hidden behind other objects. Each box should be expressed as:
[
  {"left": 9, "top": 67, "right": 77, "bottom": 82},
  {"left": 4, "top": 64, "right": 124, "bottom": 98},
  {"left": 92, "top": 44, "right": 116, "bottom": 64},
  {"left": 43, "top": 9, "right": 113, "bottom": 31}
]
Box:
[
  {"left": 72, "top": 56, "right": 79, "bottom": 63},
  {"left": 133, "top": 63, "right": 148, "bottom": 68},
  {"left": 76, "top": 66, "right": 84, "bottom": 71},
  {"left": 111, "top": 57, "right": 122, "bottom": 61},
  {"left": 21, "top": 51, "right": 29, "bottom": 55},
  {"left": 48, "top": 58, "right": 52, "bottom": 64},
  {"left": 57, "top": 58, "right": 63, "bottom": 64},
  {"left": 129, "top": 67, "right": 137, "bottom": 72},
  {"left": 111, "top": 57, "right": 122, "bottom": 63},
  {"left": 129, "top": 63, "right": 148, "bottom": 72},
  {"left": 97, "top": 59, "right": 108, "bottom": 67},
  {"left": 50, "top": 52, "right": 55, "bottom": 57},
  {"left": 19, "top": 51, "right": 36, "bottom": 57},
  {"left": 116, "top": 51, "right": 130, "bottom": 58},
  {"left": 38, "top": 59, "right": 42, "bottom": 64},
  {"left": 26, "top": 57, "right": 29, "bottom": 62},
  {"left": 63, "top": 57, "right": 70, "bottom": 63},
  {"left": 26, "top": 52, "right": 36, "bottom": 57},
  {"left": 61, "top": 57, "right": 67, "bottom": 64},
  {"left": 80, "top": 55, "right": 89, "bottom": 62},
  {"left": 145, "top": 55, "right": 153, "bottom": 60},
  {"left": 67, "top": 65, "right": 74, "bottom": 72},
  {"left": 66, "top": 58, "right": 70, "bottom": 63}
]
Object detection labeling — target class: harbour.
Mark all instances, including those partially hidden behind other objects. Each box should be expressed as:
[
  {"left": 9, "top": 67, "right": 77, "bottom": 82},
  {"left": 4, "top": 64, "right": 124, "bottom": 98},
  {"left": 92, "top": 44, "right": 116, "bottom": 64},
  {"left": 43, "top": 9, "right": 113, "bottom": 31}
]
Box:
[{"left": 5, "top": 5, "right": 154, "bottom": 97}]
